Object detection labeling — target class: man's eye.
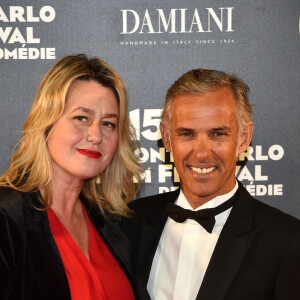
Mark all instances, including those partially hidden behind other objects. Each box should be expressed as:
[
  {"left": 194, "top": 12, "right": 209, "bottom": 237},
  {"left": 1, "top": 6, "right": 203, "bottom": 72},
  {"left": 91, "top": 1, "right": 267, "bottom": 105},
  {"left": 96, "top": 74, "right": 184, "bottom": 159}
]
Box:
[
  {"left": 183, "top": 132, "right": 192, "bottom": 136},
  {"left": 213, "top": 132, "right": 226, "bottom": 136},
  {"left": 178, "top": 131, "right": 192, "bottom": 136},
  {"left": 178, "top": 131, "right": 193, "bottom": 137}
]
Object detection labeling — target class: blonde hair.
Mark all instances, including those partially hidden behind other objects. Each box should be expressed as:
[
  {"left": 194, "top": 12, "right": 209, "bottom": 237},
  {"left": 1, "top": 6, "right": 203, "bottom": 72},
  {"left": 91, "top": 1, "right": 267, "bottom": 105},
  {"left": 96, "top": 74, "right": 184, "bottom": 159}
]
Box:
[
  {"left": 161, "top": 69, "right": 253, "bottom": 133},
  {"left": 0, "top": 54, "right": 143, "bottom": 216}
]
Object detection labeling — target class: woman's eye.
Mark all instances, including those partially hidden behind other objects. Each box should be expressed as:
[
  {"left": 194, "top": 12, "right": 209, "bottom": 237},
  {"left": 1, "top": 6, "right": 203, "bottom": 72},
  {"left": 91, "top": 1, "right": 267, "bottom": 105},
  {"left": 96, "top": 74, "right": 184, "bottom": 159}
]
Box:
[
  {"left": 74, "top": 116, "right": 88, "bottom": 122},
  {"left": 102, "top": 121, "right": 116, "bottom": 129}
]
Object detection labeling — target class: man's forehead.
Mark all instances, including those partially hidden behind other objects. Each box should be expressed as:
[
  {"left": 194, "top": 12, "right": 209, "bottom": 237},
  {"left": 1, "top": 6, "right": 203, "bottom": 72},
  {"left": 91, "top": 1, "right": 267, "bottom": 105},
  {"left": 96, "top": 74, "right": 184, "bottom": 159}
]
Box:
[
  {"left": 169, "top": 90, "right": 238, "bottom": 130},
  {"left": 173, "top": 87, "right": 236, "bottom": 109}
]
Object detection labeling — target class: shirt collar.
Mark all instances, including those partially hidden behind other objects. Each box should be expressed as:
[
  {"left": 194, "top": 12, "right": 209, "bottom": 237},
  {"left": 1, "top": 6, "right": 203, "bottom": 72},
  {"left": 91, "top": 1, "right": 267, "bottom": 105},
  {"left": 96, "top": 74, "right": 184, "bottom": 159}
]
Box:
[{"left": 176, "top": 181, "right": 238, "bottom": 211}]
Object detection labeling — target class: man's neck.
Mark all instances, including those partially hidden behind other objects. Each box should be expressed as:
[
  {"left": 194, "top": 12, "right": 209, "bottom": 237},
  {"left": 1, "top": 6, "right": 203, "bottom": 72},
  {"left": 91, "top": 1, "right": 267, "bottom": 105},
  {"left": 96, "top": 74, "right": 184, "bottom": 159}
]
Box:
[{"left": 179, "top": 181, "right": 239, "bottom": 210}]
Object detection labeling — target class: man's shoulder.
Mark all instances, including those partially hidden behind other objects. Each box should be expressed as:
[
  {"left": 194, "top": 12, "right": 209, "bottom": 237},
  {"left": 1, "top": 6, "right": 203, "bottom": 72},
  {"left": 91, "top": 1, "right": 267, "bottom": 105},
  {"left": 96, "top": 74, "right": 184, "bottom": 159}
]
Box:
[
  {"left": 253, "top": 197, "right": 300, "bottom": 230},
  {"left": 237, "top": 185, "right": 300, "bottom": 233}
]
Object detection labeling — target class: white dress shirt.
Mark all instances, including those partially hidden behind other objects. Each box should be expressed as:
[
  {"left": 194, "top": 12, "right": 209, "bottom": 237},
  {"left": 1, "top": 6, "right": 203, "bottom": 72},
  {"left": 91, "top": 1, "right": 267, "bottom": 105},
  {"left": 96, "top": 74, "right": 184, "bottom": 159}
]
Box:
[{"left": 147, "top": 182, "right": 238, "bottom": 300}]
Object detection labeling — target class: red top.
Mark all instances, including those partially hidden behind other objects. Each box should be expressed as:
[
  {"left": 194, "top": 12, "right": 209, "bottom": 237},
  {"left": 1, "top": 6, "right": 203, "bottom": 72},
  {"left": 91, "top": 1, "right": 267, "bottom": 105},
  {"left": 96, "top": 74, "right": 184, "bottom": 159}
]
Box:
[{"left": 47, "top": 206, "right": 134, "bottom": 300}]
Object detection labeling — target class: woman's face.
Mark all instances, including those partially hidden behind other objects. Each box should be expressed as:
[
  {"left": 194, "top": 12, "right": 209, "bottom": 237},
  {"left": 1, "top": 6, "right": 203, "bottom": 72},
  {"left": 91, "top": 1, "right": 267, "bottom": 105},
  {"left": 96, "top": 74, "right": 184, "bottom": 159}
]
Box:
[{"left": 47, "top": 80, "right": 119, "bottom": 183}]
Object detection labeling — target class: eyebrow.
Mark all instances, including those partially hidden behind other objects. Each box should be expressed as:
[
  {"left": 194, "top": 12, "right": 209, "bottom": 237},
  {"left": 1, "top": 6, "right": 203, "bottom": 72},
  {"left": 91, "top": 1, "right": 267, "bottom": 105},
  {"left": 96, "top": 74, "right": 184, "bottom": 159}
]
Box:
[
  {"left": 71, "top": 107, "right": 93, "bottom": 114},
  {"left": 175, "top": 127, "right": 195, "bottom": 133},
  {"left": 210, "top": 126, "right": 232, "bottom": 132},
  {"left": 174, "top": 126, "right": 232, "bottom": 133},
  {"left": 71, "top": 107, "right": 119, "bottom": 119}
]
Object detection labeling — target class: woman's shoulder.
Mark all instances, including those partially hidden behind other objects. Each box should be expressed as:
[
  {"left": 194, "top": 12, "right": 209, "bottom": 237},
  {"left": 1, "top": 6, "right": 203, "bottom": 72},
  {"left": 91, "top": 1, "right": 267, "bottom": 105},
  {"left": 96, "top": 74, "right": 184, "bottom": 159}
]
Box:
[
  {"left": 0, "top": 187, "right": 24, "bottom": 207},
  {"left": 0, "top": 187, "right": 39, "bottom": 219}
]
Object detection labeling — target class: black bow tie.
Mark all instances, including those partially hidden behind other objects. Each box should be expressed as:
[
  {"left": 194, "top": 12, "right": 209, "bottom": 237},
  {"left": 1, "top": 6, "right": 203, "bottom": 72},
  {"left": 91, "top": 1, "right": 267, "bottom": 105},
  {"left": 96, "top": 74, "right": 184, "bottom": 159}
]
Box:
[{"left": 165, "top": 195, "right": 236, "bottom": 233}]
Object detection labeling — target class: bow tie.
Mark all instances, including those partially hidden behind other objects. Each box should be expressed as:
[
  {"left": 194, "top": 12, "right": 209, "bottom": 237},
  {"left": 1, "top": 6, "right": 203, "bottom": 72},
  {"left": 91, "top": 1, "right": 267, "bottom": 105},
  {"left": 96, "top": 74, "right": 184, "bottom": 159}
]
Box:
[{"left": 165, "top": 195, "right": 236, "bottom": 233}]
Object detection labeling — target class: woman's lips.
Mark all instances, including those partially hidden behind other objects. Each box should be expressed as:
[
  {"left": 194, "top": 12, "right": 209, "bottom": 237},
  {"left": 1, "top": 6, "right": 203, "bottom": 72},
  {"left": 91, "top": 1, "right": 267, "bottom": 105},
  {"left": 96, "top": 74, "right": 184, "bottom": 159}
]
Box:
[{"left": 77, "top": 149, "right": 102, "bottom": 159}]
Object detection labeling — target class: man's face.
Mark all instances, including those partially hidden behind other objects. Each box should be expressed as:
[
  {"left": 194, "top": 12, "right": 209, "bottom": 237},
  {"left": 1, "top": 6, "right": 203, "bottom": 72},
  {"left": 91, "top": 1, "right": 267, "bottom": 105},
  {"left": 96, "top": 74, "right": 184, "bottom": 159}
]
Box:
[{"left": 161, "top": 88, "right": 253, "bottom": 208}]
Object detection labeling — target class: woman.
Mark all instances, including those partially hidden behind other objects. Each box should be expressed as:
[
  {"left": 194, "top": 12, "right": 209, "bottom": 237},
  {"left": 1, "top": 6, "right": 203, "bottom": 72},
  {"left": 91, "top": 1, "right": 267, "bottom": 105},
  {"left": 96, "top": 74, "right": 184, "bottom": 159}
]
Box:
[{"left": 0, "top": 54, "right": 142, "bottom": 299}]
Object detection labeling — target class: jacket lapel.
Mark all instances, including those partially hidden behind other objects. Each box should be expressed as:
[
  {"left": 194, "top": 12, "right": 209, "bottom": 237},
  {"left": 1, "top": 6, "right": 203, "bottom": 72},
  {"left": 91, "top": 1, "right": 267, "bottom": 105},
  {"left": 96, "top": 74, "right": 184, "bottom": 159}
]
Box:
[
  {"left": 136, "top": 190, "right": 180, "bottom": 293},
  {"left": 26, "top": 192, "right": 71, "bottom": 300},
  {"left": 81, "top": 197, "right": 134, "bottom": 279},
  {"left": 197, "top": 184, "right": 259, "bottom": 300}
]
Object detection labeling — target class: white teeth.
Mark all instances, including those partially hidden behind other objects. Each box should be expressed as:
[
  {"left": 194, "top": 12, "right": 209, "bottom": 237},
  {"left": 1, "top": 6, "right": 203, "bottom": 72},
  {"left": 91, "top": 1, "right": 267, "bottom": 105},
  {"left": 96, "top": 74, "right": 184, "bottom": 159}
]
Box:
[{"left": 191, "top": 166, "right": 216, "bottom": 174}]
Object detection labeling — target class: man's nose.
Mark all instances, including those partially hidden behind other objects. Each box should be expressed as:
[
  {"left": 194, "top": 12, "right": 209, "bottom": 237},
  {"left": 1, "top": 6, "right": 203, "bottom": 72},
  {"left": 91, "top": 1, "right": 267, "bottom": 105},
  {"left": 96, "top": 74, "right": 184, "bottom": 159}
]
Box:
[
  {"left": 87, "top": 123, "right": 103, "bottom": 144},
  {"left": 193, "top": 135, "right": 211, "bottom": 160}
]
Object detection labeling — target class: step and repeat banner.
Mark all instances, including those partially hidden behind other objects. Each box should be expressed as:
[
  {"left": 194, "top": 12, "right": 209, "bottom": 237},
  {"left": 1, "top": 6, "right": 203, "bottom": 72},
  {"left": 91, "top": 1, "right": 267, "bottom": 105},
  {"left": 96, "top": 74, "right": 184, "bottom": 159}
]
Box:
[{"left": 0, "top": 0, "right": 299, "bottom": 218}]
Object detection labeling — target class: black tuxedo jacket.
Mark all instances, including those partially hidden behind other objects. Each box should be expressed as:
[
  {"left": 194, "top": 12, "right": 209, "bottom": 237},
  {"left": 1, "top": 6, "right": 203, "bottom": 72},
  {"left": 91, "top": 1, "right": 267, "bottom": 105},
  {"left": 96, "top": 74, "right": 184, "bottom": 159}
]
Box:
[
  {"left": 123, "top": 183, "right": 300, "bottom": 300},
  {"left": 0, "top": 187, "right": 135, "bottom": 300}
]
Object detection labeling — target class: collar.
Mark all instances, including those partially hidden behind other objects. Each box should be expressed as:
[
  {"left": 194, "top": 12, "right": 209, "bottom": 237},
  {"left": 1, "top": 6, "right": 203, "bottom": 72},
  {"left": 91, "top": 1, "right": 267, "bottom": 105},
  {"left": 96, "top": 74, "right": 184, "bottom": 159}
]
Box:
[{"left": 176, "top": 181, "right": 239, "bottom": 211}]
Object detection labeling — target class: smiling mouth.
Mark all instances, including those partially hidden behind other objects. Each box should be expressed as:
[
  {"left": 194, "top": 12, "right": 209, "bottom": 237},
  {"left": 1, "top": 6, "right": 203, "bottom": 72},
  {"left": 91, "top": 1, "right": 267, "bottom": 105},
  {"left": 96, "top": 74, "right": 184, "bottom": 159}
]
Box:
[
  {"left": 77, "top": 149, "right": 102, "bottom": 159},
  {"left": 190, "top": 166, "right": 217, "bottom": 174}
]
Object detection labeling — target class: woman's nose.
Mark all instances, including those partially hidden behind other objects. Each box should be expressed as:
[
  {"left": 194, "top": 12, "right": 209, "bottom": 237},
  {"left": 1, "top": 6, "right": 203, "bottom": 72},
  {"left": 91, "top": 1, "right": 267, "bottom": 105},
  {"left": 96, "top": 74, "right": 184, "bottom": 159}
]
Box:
[{"left": 87, "top": 123, "right": 103, "bottom": 144}]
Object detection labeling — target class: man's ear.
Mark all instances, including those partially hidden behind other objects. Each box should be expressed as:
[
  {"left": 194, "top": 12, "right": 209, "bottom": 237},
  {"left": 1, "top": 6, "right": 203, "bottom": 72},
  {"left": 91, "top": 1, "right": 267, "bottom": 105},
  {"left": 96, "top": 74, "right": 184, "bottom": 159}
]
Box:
[
  {"left": 238, "top": 121, "right": 254, "bottom": 154},
  {"left": 160, "top": 123, "right": 171, "bottom": 152}
]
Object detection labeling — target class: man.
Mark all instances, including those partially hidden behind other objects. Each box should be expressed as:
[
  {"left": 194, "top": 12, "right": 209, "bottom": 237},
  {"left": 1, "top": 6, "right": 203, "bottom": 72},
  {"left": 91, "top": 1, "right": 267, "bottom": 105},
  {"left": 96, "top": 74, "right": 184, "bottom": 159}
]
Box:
[{"left": 123, "top": 69, "right": 300, "bottom": 300}]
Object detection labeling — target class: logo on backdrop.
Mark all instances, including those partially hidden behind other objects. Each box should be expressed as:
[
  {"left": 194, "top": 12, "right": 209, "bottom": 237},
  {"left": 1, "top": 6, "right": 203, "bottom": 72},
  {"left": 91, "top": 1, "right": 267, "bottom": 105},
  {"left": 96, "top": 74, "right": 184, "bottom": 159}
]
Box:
[
  {"left": 130, "top": 108, "right": 284, "bottom": 198},
  {"left": 120, "top": 7, "right": 234, "bottom": 47},
  {"left": 0, "top": 5, "right": 56, "bottom": 60}
]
